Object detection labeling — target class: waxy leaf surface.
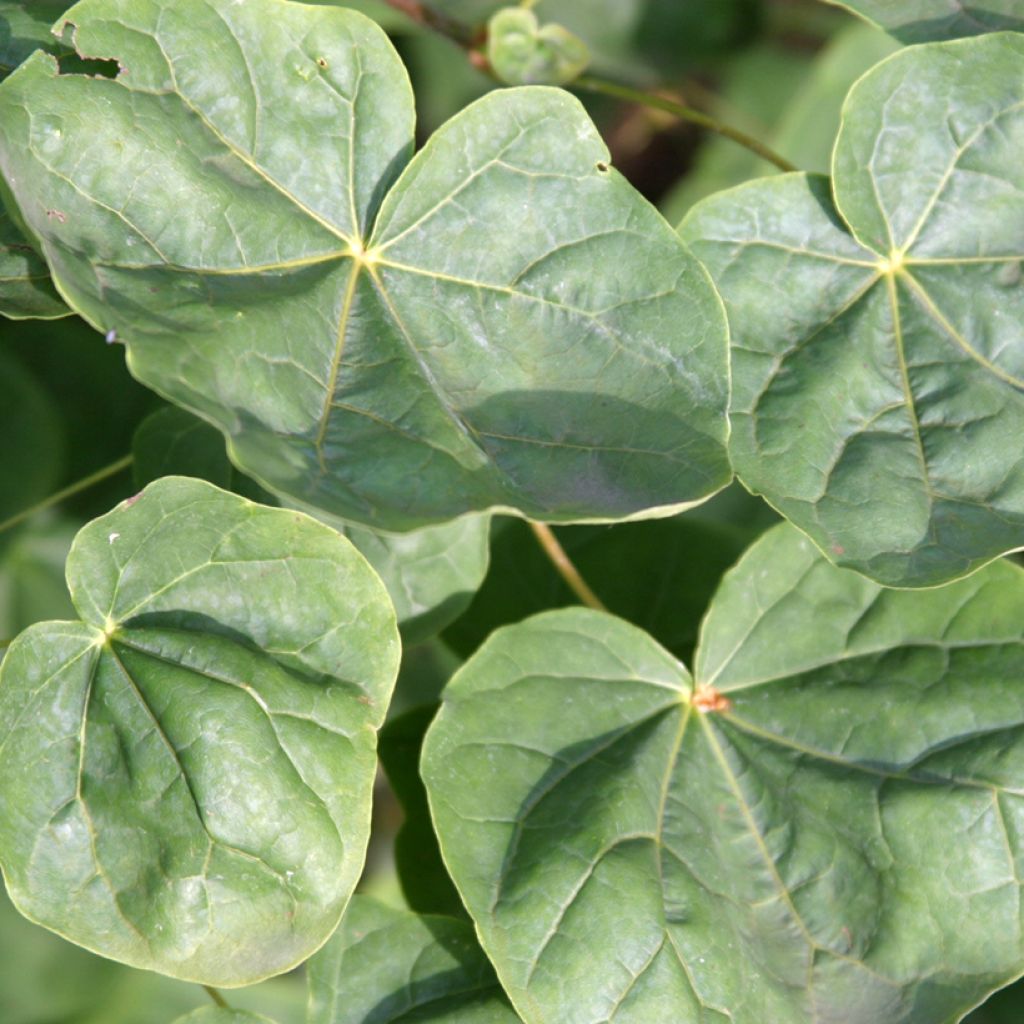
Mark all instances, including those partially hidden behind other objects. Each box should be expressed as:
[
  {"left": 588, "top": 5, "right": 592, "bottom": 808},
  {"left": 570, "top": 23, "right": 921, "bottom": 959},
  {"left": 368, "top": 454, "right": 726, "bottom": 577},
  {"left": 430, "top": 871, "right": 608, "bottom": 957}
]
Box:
[
  {"left": 681, "top": 34, "right": 1024, "bottom": 587},
  {"left": 0, "top": 477, "right": 400, "bottom": 985},
  {"left": 133, "top": 406, "right": 490, "bottom": 642},
  {"left": 824, "top": 0, "right": 1024, "bottom": 42},
  {"left": 308, "top": 897, "right": 519, "bottom": 1023},
  {"left": 0, "top": 0, "right": 729, "bottom": 530},
  {"left": 424, "top": 524, "right": 1024, "bottom": 1023}
]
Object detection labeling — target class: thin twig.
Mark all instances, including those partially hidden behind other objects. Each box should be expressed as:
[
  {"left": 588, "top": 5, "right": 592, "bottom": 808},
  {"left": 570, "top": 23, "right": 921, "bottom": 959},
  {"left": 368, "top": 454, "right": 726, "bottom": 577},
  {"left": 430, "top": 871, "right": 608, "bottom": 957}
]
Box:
[
  {"left": 528, "top": 522, "right": 607, "bottom": 612},
  {"left": 380, "top": 0, "right": 797, "bottom": 173},
  {"left": 573, "top": 76, "right": 798, "bottom": 172},
  {"left": 0, "top": 454, "right": 134, "bottom": 536},
  {"left": 203, "top": 985, "right": 230, "bottom": 1009}
]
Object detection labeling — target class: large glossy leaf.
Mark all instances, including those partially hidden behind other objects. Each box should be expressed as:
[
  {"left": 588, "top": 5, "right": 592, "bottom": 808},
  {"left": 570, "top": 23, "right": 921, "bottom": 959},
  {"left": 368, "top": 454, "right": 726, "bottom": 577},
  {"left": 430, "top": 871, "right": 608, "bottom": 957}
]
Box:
[
  {"left": 134, "top": 406, "right": 490, "bottom": 642},
  {"left": 423, "top": 523, "right": 1024, "bottom": 1023},
  {"left": 681, "top": 33, "right": 1024, "bottom": 587},
  {"left": 823, "top": 0, "right": 1024, "bottom": 42},
  {"left": 0, "top": 476, "right": 400, "bottom": 985},
  {"left": 0, "top": 0, "right": 729, "bottom": 531},
  {"left": 308, "top": 896, "right": 520, "bottom": 1023}
]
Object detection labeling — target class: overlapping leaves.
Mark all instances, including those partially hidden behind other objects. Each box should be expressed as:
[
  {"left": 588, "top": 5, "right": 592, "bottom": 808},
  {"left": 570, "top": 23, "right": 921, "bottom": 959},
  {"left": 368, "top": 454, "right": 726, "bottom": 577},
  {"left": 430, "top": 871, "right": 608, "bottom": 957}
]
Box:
[
  {"left": 423, "top": 524, "right": 1024, "bottom": 1023},
  {"left": 681, "top": 33, "right": 1024, "bottom": 587},
  {"left": 0, "top": 0, "right": 729, "bottom": 531},
  {"left": 0, "top": 477, "right": 400, "bottom": 985},
  {"left": 308, "top": 897, "right": 519, "bottom": 1022}
]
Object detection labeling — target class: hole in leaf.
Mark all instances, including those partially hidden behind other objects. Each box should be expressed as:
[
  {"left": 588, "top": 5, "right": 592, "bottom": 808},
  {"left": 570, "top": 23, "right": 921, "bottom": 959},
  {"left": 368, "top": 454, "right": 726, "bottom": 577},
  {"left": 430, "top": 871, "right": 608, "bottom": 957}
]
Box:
[
  {"left": 317, "top": 57, "right": 328, "bottom": 69},
  {"left": 56, "top": 53, "right": 122, "bottom": 78}
]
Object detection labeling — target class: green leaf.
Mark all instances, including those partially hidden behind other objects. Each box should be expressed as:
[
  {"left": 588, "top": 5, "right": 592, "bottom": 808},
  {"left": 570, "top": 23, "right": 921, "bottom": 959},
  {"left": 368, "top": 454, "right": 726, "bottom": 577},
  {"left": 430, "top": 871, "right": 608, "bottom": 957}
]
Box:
[
  {"left": 444, "top": 515, "right": 750, "bottom": 664},
  {"left": 681, "top": 33, "right": 1024, "bottom": 587},
  {"left": 487, "top": 8, "right": 589, "bottom": 86},
  {"left": 423, "top": 523, "right": 1024, "bottom": 1023},
  {"left": 172, "top": 1010, "right": 277, "bottom": 1024},
  {"left": 0, "top": 201, "right": 68, "bottom": 319},
  {"left": 133, "top": 406, "right": 236, "bottom": 492},
  {"left": 0, "top": 2, "right": 71, "bottom": 80},
  {"left": 308, "top": 896, "right": 520, "bottom": 1023},
  {"left": 380, "top": 706, "right": 464, "bottom": 916},
  {"left": 134, "top": 406, "right": 490, "bottom": 642},
  {"left": 823, "top": 0, "right": 1024, "bottom": 42},
  {"left": 0, "top": 476, "right": 400, "bottom": 985},
  {"left": 0, "top": 0, "right": 730, "bottom": 530},
  {"left": 0, "top": 350, "right": 64, "bottom": 538},
  {"left": 0, "top": 517, "right": 76, "bottom": 641}
]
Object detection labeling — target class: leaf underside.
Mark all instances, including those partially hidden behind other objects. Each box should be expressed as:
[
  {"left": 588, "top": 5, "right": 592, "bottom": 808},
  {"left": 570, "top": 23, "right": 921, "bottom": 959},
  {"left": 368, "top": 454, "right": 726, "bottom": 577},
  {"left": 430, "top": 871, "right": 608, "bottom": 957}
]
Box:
[
  {"left": 424, "top": 525, "right": 1024, "bottom": 1024},
  {"left": 825, "top": 0, "right": 1024, "bottom": 43}
]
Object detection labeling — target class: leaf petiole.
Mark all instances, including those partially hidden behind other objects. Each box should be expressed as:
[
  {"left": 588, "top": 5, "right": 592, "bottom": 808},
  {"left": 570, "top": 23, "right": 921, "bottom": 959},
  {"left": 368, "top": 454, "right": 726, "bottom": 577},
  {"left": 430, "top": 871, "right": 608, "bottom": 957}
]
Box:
[
  {"left": 528, "top": 521, "right": 607, "bottom": 612},
  {"left": 572, "top": 76, "right": 798, "bottom": 173},
  {"left": 0, "top": 454, "right": 134, "bottom": 536},
  {"left": 202, "top": 985, "right": 230, "bottom": 1009}
]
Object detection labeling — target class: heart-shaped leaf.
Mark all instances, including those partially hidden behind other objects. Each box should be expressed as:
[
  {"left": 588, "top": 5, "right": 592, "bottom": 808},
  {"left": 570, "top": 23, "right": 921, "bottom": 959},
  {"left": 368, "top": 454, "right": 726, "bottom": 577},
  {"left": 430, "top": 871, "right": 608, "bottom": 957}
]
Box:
[
  {"left": 487, "top": 8, "right": 589, "bottom": 86},
  {"left": 823, "top": 0, "right": 1024, "bottom": 42},
  {"left": 680, "top": 33, "right": 1024, "bottom": 587},
  {"left": 0, "top": 476, "right": 400, "bottom": 985},
  {"left": 424, "top": 523, "right": 1024, "bottom": 1023},
  {"left": 133, "top": 406, "right": 491, "bottom": 642},
  {"left": 308, "top": 896, "right": 520, "bottom": 1023},
  {"left": 0, "top": 0, "right": 729, "bottom": 531}
]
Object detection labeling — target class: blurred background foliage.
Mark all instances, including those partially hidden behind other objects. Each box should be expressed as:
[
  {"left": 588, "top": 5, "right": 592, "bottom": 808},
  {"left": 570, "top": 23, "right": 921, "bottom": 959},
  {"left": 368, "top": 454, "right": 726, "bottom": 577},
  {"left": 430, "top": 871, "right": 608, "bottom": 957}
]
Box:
[{"left": 1, "top": 0, "right": 1020, "bottom": 1020}]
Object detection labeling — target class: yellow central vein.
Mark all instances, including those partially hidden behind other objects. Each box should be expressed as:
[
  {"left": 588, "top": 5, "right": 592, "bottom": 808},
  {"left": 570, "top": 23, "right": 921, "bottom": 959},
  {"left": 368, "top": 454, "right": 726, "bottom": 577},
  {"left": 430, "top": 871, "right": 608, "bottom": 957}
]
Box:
[
  {"left": 885, "top": 270, "right": 931, "bottom": 491},
  {"left": 315, "top": 257, "right": 361, "bottom": 466},
  {"left": 900, "top": 269, "right": 1024, "bottom": 389}
]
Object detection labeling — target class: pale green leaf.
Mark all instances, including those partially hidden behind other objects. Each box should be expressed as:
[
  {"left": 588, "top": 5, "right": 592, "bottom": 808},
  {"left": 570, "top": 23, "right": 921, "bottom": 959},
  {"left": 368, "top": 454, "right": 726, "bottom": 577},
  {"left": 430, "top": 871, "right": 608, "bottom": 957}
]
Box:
[
  {"left": 0, "top": 477, "right": 400, "bottom": 985},
  {"left": 681, "top": 33, "right": 1024, "bottom": 587},
  {"left": 308, "top": 896, "right": 520, "bottom": 1023},
  {"left": 487, "top": 8, "right": 589, "bottom": 87},
  {"left": 172, "top": 1010, "right": 277, "bottom": 1024},
  {"left": 423, "top": 523, "right": 1024, "bottom": 1023},
  {"left": 0, "top": 0, "right": 730, "bottom": 530},
  {"left": 0, "top": 517, "right": 76, "bottom": 641},
  {"left": 823, "top": 0, "right": 1024, "bottom": 42}
]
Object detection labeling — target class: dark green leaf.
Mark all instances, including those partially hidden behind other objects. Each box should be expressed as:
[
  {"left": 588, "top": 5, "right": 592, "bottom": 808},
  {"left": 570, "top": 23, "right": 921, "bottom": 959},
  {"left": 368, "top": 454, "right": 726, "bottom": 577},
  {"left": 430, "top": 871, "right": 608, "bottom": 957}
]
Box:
[
  {"left": 380, "top": 706, "right": 464, "bottom": 916},
  {"left": 0, "top": 477, "right": 400, "bottom": 985},
  {"left": 0, "top": 517, "right": 76, "bottom": 640},
  {"left": 0, "top": 201, "right": 68, "bottom": 319},
  {"left": 0, "top": 351, "right": 64, "bottom": 536},
  {"left": 681, "top": 33, "right": 1024, "bottom": 587},
  {"left": 308, "top": 896, "right": 519, "bottom": 1023},
  {"left": 424, "top": 523, "right": 1024, "bottom": 1023},
  {"left": 0, "top": 0, "right": 730, "bottom": 530},
  {"left": 0, "top": 2, "right": 70, "bottom": 80},
  {"left": 823, "top": 0, "right": 1024, "bottom": 42},
  {"left": 444, "top": 515, "right": 750, "bottom": 663}
]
